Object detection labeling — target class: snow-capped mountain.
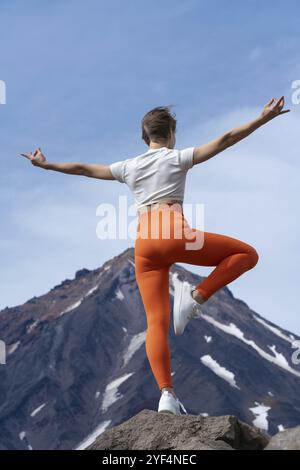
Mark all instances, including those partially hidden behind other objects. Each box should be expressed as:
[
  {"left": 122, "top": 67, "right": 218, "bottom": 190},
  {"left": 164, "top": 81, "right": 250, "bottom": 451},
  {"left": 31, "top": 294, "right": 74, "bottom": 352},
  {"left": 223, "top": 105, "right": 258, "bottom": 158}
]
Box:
[{"left": 0, "top": 247, "right": 299, "bottom": 450}]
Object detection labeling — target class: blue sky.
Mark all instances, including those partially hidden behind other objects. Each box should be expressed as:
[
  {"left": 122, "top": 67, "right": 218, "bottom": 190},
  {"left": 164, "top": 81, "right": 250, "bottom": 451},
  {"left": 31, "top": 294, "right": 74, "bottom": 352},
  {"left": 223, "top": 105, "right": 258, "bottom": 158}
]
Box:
[{"left": 1, "top": 0, "right": 300, "bottom": 333}]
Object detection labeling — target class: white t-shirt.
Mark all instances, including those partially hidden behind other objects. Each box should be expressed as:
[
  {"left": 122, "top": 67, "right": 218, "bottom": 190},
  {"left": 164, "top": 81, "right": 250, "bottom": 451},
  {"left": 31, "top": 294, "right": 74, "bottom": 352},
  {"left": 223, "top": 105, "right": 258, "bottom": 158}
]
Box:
[{"left": 109, "top": 146, "right": 195, "bottom": 209}]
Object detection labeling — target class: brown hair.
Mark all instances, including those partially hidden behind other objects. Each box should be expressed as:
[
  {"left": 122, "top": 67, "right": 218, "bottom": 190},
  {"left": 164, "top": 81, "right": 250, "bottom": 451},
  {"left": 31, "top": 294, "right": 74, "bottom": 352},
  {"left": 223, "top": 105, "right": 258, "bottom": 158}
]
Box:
[{"left": 141, "top": 105, "right": 177, "bottom": 146}]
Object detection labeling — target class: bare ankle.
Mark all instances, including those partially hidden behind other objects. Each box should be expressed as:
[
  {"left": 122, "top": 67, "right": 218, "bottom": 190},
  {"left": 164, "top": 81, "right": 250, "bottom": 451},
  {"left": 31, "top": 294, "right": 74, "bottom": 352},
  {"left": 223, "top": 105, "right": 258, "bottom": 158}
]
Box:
[{"left": 192, "top": 289, "right": 205, "bottom": 304}]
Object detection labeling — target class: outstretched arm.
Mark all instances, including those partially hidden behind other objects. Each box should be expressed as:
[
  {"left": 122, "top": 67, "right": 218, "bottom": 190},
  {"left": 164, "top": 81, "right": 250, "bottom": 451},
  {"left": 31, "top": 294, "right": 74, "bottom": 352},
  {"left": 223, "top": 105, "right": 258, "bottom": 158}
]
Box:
[
  {"left": 193, "top": 96, "right": 290, "bottom": 165},
  {"left": 20, "top": 148, "right": 115, "bottom": 180}
]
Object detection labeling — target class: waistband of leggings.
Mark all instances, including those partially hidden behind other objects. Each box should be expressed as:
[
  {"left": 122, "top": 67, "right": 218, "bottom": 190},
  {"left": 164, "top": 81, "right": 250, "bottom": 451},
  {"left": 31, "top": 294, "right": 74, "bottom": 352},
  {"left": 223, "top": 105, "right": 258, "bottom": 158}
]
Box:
[{"left": 138, "top": 202, "right": 183, "bottom": 216}]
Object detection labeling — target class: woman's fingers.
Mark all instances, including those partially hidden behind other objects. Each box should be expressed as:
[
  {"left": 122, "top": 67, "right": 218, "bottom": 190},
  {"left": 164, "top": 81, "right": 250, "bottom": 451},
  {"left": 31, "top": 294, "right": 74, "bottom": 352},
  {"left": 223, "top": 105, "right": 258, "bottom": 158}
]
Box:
[
  {"left": 267, "top": 97, "right": 275, "bottom": 106},
  {"left": 20, "top": 152, "right": 33, "bottom": 160},
  {"left": 275, "top": 96, "right": 290, "bottom": 115},
  {"left": 275, "top": 96, "right": 284, "bottom": 110},
  {"left": 261, "top": 95, "right": 290, "bottom": 120},
  {"left": 20, "top": 148, "right": 45, "bottom": 162}
]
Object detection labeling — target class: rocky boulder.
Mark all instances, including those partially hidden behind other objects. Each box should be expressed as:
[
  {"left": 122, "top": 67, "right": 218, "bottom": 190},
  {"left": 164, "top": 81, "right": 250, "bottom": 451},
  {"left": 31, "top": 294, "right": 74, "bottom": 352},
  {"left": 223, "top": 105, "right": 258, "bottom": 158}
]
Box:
[
  {"left": 265, "top": 427, "right": 300, "bottom": 450},
  {"left": 87, "top": 410, "right": 269, "bottom": 451}
]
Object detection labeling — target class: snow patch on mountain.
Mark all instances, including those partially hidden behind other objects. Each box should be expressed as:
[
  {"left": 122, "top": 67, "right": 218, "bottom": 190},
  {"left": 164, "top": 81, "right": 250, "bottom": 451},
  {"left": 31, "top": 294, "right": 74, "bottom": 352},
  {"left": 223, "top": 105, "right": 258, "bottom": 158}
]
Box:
[
  {"left": 204, "top": 335, "right": 212, "bottom": 343},
  {"left": 30, "top": 403, "right": 46, "bottom": 417},
  {"left": 59, "top": 299, "right": 83, "bottom": 316},
  {"left": 201, "top": 314, "right": 300, "bottom": 378},
  {"left": 268, "top": 345, "right": 291, "bottom": 369},
  {"left": 19, "top": 430, "right": 33, "bottom": 450},
  {"left": 101, "top": 373, "right": 134, "bottom": 413},
  {"left": 201, "top": 354, "right": 240, "bottom": 389},
  {"left": 75, "top": 420, "right": 111, "bottom": 450},
  {"left": 254, "top": 316, "right": 295, "bottom": 344},
  {"left": 8, "top": 341, "right": 20, "bottom": 355},
  {"left": 27, "top": 320, "right": 39, "bottom": 334},
  {"left": 128, "top": 258, "right": 135, "bottom": 268},
  {"left": 249, "top": 402, "right": 271, "bottom": 431},
  {"left": 59, "top": 283, "right": 99, "bottom": 317},
  {"left": 122, "top": 331, "right": 146, "bottom": 368},
  {"left": 115, "top": 288, "right": 124, "bottom": 301},
  {"left": 86, "top": 285, "right": 98, "bottom": 296}
]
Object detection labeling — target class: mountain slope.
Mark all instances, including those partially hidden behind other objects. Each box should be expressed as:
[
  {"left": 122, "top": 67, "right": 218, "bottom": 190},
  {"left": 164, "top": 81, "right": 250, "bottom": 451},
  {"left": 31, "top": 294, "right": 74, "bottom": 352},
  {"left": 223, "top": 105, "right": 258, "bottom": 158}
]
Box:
[{"left": 0, "top": 247, "right": 299, "bottom": 450}]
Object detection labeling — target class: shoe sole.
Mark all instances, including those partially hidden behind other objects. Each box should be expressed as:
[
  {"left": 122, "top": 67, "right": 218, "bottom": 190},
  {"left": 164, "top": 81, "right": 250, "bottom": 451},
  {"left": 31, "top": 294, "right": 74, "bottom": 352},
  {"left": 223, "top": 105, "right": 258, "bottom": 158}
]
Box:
[
  {"left": 158, "top": 409, "right": 176, "bottom": 415},
  {"left": 173, "top": 281, "right": 184, "bottom": 336}
]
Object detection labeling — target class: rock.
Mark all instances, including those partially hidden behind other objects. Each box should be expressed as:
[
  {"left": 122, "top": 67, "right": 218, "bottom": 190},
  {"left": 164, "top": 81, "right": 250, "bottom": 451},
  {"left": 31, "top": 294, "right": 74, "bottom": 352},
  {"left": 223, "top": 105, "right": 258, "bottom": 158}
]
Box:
[
  {"left": 87, "top": 410, "right": 269, "bottom": 451},
  {"left": 75, "top": 268, "right": 90, "bottom": 279},
  {"left": 265, "top": 427, "right": 300, "bottom": 450}
]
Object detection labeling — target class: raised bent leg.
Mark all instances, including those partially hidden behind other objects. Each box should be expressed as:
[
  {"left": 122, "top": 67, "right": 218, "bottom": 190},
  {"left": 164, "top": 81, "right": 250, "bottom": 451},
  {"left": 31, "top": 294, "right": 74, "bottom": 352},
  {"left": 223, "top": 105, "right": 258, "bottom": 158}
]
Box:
[
  {"left": 176, "top": 229, "right": 259, "bottom": 301},
  {"left": 134, "top": 255, "right": 172, "bottom": 391}
]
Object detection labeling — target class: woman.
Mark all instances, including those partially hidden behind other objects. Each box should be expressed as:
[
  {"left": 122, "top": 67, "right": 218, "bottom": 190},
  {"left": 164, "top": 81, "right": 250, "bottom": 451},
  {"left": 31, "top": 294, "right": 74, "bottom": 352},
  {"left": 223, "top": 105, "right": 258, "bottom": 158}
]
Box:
[{"left": 21, "top": 96, "right": 289, "bottom": 416}]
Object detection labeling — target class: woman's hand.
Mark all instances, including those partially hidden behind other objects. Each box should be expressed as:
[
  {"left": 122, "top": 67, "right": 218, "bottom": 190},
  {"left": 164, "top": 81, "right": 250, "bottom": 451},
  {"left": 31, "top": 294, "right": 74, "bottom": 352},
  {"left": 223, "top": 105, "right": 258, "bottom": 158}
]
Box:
[
  {"left": 20, "top": 147, "right": 47, "bottom": 167},
  {"left": 260, "top": 96, "right": 290, "bottom": 122}
]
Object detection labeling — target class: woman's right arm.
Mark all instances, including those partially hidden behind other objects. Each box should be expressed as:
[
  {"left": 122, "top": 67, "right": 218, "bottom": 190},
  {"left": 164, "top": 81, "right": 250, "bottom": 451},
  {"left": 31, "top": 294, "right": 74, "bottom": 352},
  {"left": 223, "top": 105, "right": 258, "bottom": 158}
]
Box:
[{"left": 20, "top": 148, "right": 115, "bottom": 180}]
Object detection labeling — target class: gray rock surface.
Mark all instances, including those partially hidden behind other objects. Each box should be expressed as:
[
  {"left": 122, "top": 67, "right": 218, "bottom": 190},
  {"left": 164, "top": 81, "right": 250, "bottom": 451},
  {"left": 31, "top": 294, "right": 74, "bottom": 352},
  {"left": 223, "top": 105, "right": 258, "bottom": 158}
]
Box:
[
  {"left": 87, "top": 410, "right": 269, "bottom": 450},
  {"left": 265, "top": 426, "right": 300, "bottom": 450}
]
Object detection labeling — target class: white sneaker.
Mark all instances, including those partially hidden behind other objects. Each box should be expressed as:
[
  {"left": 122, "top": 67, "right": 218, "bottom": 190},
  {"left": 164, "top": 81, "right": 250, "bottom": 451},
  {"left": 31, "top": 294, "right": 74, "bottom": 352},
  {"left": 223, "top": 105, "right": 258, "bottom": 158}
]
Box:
[
  {"left": 173, "top": 282, "right": 203, "bottom": 336},
  {"left": 157, "top": 390, "right": 188, "bottom": 415}
]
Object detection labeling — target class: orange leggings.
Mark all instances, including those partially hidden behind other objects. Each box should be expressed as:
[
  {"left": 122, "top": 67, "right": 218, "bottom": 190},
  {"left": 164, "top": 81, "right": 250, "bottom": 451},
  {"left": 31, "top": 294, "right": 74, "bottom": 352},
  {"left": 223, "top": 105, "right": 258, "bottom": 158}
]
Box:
[{"left": 134, "top": 205, "right": 259, "bottom": 391}]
